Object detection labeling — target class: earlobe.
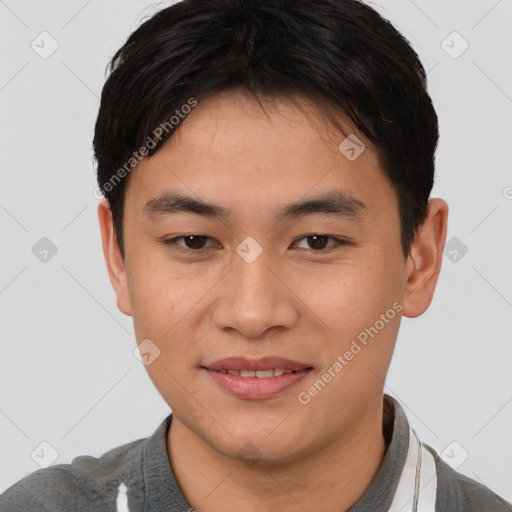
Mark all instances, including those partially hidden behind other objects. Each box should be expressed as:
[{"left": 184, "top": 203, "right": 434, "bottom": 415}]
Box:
[
  {"left": 402, "top": 198, "right": 449, "bottom": 318},
  {"left": 97, "top": 199, "right": 133, "bottom": 317}
]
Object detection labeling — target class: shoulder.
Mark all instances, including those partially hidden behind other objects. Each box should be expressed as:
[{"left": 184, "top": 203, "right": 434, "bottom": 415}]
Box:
[
  {"left": 424, "top": 444, "right": 512, "bottom": 512},
  {"left": 0, "top": 437, "right": 146, "bottom": 512},
  {"left": 0, "top": 465, "right": 90, "bottom": 512}
]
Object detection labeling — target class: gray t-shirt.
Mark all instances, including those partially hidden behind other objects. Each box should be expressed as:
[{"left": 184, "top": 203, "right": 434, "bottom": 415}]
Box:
[{"left": 1, "top": 394, "right": 510, "bottom": 511}]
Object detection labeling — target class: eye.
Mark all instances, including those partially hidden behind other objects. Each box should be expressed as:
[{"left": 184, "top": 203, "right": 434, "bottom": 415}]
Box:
[
  {"left": 163, "top": 235, "right": 219, "bottom": 250},
  {"left": 292, "top": 235, "right": 347, "bottom": 251}
]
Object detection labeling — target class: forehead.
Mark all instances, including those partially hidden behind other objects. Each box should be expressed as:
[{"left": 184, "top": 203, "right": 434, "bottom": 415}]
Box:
[{"left": 123, "top": 89, "right": 397, "bottom": 227}]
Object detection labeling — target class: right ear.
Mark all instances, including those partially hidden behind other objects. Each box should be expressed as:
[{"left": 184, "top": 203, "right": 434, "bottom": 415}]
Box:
[{"left": 97, "top": 198, "right": 133, "bottom": 317}]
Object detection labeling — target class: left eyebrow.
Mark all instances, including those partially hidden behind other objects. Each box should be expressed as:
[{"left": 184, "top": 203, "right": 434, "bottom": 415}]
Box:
[
  {"left": 275, "top": 190, "right": 368, "bottom": 223},
  {"left": 143, "top": 190, "right": 369, "bottom": 222}
]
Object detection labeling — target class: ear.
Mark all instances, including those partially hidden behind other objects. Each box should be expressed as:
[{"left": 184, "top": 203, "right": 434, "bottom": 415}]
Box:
[
  {"left": 402, "top": 198, "right": 449, "bottom": 318},
  {"left": 97, "top": 198, "right": 133, "bottom": 317}
]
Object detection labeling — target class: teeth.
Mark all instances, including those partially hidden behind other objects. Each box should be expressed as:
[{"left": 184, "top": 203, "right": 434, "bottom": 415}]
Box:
[
  {"left": 255, "top": 369, "right": 274, "bottom": 378},
  {"left": 220, "top": 368, "right": 295, "bottom": 377}
]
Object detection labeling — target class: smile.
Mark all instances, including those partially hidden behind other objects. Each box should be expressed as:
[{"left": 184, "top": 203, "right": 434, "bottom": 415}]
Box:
[{"left": 204, "top": 367, "right": 313, "bottom": 399}]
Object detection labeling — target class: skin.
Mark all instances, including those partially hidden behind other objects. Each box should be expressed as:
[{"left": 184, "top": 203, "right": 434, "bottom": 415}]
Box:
[{"left": 98, "top": 88, "right": 448, "bottom": 511}]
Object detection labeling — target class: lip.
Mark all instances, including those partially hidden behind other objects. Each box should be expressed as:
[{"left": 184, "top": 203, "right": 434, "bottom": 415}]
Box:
[
  {"left": 204, "top": 356, "right": 312, "bottom": 372},
  {"left": 202, "top": 356, "right": 314, "bottom": 400}
]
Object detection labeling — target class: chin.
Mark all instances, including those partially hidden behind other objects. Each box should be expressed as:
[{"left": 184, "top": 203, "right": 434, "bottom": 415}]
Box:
[
  {"left": 211, "top": 420, "right": 314, "bottom": 467},
  {"left": 224, "top": 439, "right": 305, "bottom": 467}
]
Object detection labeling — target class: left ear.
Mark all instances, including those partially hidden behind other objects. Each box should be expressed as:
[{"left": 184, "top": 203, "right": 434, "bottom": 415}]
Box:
[{"left": 402, "top": 198, "right": 449, "bottom": 318}]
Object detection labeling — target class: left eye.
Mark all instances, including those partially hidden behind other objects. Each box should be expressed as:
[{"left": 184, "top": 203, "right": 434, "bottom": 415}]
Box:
[
  {"left": 293, "top": 234, "right": 346, "bottom": 251},
  {"left": 163, "top": 234, "right": 346, "bottom": 251}
]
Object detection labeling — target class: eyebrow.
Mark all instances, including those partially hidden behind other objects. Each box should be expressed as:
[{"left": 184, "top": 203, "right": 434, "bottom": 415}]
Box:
[{"left": 143, "top": 190, "right": 368, "bottom": 223}]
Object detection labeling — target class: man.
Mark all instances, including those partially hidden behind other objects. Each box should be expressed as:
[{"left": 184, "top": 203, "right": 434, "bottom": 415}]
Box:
[{"left": 1, "top": 0, "right": 510, "bottom": 510}]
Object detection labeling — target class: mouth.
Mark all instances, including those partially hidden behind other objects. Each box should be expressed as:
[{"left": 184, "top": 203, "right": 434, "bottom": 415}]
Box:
[
  {"left": 202, "top": 356, "right": 314, "bottom": 399},
  {"left": 208, "top": 368, "right": 311, "bottom": 377}
]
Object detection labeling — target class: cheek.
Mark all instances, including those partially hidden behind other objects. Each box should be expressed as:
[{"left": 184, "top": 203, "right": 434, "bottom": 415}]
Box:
[
  {"left": 299, "top": 251, "right": 402, "bottom": 357},
  {"left": 297, "top": 260, "right": 385, "bottom": 326},
  {"left": 125, "top": 243, "right": 188, "bottom": 331},
  {"left": 126, "top": 262, "right": 209, "bottom": 371},
  {"left": 126, "top": 268, "right": 187, "bottom": 363}
]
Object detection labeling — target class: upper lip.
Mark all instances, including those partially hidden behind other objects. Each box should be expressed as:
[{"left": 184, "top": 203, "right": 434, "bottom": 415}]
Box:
[{"left": 204, "top": 356, "right": 313, "bottom": 372}]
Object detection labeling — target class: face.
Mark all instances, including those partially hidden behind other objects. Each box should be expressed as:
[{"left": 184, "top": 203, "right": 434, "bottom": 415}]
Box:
[{"left": 99, "top": 89, "right": 445, "bottom": 465}]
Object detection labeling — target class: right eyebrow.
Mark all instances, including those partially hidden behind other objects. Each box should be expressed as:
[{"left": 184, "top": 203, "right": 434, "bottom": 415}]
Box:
[{"left": 143, "top": 193, "right": 231, "bottom": 220}]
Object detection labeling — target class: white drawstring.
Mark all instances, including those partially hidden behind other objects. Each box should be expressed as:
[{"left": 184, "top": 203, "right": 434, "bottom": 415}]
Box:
[
  {"left": 116, "top": 482, "right": 130, "bottom": 512},
  {"left": 388, "top": 428, "right": 437, "bottom": 511}
]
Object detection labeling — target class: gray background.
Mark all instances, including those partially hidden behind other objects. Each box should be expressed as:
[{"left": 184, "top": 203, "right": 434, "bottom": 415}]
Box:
[{"left": 1, "top": 0, "right": 511, "bottom": 502}]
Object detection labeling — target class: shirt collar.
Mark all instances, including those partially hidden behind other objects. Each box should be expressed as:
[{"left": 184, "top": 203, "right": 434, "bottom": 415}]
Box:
[{"left": 347, "top": 394, "right": 410, "bottom": 511}]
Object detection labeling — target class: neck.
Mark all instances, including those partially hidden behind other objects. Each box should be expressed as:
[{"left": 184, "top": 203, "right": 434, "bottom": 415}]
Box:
[{"left": 167, "top": 394, "right": 387, "bottom": 512}]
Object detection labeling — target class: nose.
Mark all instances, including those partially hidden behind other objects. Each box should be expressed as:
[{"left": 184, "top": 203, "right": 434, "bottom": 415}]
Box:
[{"left": 211, "top": 249, "right": 301, "bottom": 339}]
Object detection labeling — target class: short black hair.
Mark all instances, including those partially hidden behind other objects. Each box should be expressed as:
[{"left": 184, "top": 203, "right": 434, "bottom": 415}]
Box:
[{"left": 93, "top": 0, "right": 439, "bottom": 261}]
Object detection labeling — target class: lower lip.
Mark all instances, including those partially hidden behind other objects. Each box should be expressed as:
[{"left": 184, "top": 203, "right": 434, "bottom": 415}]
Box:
[{"left": 204, "top": 368, "right": 313, "bottom": 399}]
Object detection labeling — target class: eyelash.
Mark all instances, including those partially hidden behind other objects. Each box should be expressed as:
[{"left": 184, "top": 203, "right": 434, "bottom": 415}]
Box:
[{"left": 162, "top": 234, "right": 348, "bottom": 253}]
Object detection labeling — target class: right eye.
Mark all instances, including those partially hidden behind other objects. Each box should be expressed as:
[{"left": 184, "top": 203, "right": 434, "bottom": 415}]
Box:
[{"left": 162, "top": 235, "right": 220, "bottom": 251}]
